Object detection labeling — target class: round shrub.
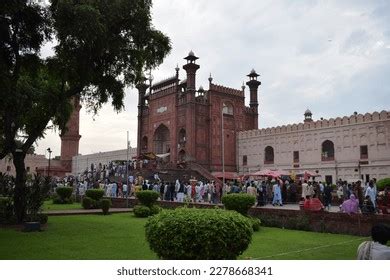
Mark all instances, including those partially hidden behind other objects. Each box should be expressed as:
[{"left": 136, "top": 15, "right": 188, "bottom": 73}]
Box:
[
  {"left": 82, "top": 197, "right": 93, "bottom": 209},
  {"left": 85, "top": 189, "right": 105, "bottom": 201},
  {"left": 377, "top": 178, "right": 390, "bottom": 191},
  {"left": 136, "top": 190, "right": 159, "bottom": 207},
  {"left": 101, "top": 199, "right": 111, "bottom": 215},
  {"left": 134, "top": 205, "right": 151, "bottom": 217},
  {"left": 150, "top": 205, "right": 162, "bottom": 215},
  {"left": 222, "top": 193, "right": 256, "bottom": 215},
  {"left": 145, "top": 208, "right": 253, "bottom": 259},
  {"left": 55, "top": 187, "right": 73, "bottom": 202},
  {"left": 248, "top": 217, "right": 261, "bottom": 232}
]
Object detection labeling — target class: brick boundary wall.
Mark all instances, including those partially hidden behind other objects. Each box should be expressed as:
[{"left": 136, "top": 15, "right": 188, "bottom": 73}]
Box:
[{"left": 110, "top": 197, "right": 390, "bottom": 236}]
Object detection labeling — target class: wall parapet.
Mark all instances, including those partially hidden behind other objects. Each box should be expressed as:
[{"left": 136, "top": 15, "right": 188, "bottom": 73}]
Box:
[
  {"left": 210, "top": 83, "right": 244, "bottom": 98},
  {"left": 238, "top": 110, "right": 390, "bottom": 139}
]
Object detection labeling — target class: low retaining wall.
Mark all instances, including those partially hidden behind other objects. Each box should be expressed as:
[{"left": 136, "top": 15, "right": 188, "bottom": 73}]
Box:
[{"left": 110, "top": 197, "right": 390, "bottom": 236}]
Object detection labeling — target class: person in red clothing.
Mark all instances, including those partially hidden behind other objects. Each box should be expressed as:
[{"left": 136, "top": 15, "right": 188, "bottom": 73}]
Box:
[{"left": 303, "top": 194, "right": 325, "bottom": 211}]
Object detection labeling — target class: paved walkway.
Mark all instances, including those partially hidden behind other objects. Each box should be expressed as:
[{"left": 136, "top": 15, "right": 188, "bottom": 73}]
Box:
[{"left": 44, "top": 208, "right": 132, "bottom": 216}]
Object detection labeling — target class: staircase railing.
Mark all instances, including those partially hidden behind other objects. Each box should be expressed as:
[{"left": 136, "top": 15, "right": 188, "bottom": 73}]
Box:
[{"left": 187, "top": 162, "right": 222, "bottom": 184}]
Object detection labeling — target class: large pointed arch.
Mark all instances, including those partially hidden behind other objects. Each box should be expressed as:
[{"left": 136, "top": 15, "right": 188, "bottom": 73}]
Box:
[{"left": 153, "top": 124, "right": 170, "bottom": 154}]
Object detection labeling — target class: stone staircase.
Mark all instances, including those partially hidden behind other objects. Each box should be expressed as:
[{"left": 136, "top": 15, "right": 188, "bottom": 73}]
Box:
[
  {"left": 187, "top": 162, "right": 222, "bottom": 184},
  {"left": 108, "top": 163, "right": 220, "bottom": 184}
]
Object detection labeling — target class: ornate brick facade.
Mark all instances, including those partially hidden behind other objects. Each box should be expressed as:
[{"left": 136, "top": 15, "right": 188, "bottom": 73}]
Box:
[{"left": 137, "top": 51, "right": 259, "bottom": 172}]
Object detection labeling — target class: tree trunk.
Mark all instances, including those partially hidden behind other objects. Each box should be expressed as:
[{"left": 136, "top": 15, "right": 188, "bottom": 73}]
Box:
[{"left": 13, "top": 151, "right": 27, "bottom": 223}]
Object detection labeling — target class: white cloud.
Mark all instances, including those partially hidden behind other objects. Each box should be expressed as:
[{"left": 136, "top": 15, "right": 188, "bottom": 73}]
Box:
[{"left": 36, "top": 0, "right": 390, "bottom": 156}]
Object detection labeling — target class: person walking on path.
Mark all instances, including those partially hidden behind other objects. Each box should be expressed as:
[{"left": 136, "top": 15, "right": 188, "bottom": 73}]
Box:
[{"left": 272, "top": 181, "right": 283, "bottom": 206}]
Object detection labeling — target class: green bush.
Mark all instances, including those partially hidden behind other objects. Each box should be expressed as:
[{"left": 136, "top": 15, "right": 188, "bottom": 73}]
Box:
[
  {"left": 145, "top": 208, "right": 253, "bottom": 259},
  {"left": 0, "top": 196, "right": 14, "bottom": 223},
  {"left": 82, "top": 197, "right": 93, "bottom": 209},
  {"left": 377, "top": 178, "right": 390, "bottom": 191},
  {"left": 101, "top": 199, "right": 111, "bottom": 215},
  {"left": 55, "top": 187, "right": 73, "bottom": 201},
  {"left": 248, "top": 216, "right": 261, "bottom": 232},
  {"left": 136, "top": 190, "right": 159, "bottom": 207},
  {"left": 85, "top": 189, "right": 104, "bottom": 201},
  {"left": 150, "top": 205, "right": 162, "bottom": 215},
  {"left": 221, "top": 193, "right": 256, "bottom": 216},
  {"left": 134, "top": 205, "right": 151, "bottom": 217},
  {"left": 26, "top": 175, "right": 50, "bottom": 216}
]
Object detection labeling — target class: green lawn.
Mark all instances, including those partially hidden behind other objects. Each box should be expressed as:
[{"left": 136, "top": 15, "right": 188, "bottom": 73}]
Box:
[
  {"left": 0, "top": 213, "right": 368, "bottom": 260},
  {"left": 42, "top": 200, "right": 83, "bottom": 211}
]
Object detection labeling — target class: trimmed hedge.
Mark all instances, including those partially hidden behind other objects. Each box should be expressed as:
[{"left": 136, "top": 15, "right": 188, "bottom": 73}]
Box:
[
  {"left": 82, "top": 197, "right": 93, "bottom": 209},
  {"left": 150, "top": 205, "right": 162, "bottom": 215},
  {"left": 145, "top": 208, "right": 253, "bottom": 259},
  {"left": 101, "top": 199, "right": 111, "bottom": 215},
  {"left": 134, "top": 205, "right": 151, "bottom": 217},
  {"left": 377, "top": 178, "right": 390, "bottom": 191},
  {"left": 136, "top": 190, "right": 159, "bottom": 207},
  {"left": 248, "top": 217, "right": 261, "bottom": 232},
  {"left": 85, "top": 189, "right": 104, "bottom": 201},
  {"left": 221, "top": 193, "right": 256, "bottom": 216},
  {"left": 54, "top": 187, "right": 73, "bottom": 204}
]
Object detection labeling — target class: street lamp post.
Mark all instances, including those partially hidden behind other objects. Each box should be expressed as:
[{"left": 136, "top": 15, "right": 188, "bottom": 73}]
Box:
[{"left": 47, "top": 148, "right": 52, "bottom": 177}]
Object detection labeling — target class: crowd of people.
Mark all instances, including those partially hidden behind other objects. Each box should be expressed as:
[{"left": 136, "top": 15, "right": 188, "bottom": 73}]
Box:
[{"left": 55, "top": 168, "right": 390, "bottom": 215}]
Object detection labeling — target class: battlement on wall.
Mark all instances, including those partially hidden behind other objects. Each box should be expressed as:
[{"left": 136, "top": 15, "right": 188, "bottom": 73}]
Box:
[
  {"left": 244, "top": 106, "right": 255, "bottom": 114},
  {"left": 238, "top": 110, "right": 390, "bottom": 139},
  {"left": 150, "top": 85, "right": 177, "bottom": 100},
  {"left": 210, "top": 83, "right": 244, "bottom": 98}
]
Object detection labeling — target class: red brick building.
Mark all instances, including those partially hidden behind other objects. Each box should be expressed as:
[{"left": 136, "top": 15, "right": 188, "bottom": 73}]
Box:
[{"left": 137, "top": 51, "right": 261, "bottom": 172}]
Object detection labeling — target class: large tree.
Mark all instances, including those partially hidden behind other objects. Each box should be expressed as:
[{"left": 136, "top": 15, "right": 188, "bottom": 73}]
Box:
[{"left": 0, "top": 0, "right": 171, "bottom": 222}]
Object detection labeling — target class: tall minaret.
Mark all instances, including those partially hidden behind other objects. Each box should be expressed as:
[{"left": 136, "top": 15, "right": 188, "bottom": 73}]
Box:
[
  {"left": 183, "top": 50, "right": 200, "bottom": 101},
  {"left": 182, "top": 51, "right": 200, "bottom": 160},
  {"left": 60, "top": 97, "right": 81, "bottom": 173},
  {"left": 246, "top": 69, "right": 261, "bottom": 129}
]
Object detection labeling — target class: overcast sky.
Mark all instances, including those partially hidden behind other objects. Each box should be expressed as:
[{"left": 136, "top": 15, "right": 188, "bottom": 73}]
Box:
[{"left": 35, "top": 0, "right": 390, "bottom": 158}]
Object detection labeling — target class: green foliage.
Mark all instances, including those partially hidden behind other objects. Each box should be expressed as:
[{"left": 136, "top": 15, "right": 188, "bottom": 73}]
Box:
[
  {"left": 221, "top": 193, "right": 256, "bottom": 216},
  {"left": 145, "top": 208, "right": 253, "bottom": 260},
  {"left": 134, "top": 205, "right": 152, "bottom": 218},
  {"left": 26, "top": 175, "right": 51, "bottom": 217},
  {"left": 0, "top": 0, "right": 171, "bottom": 223},
  {"left": 54, "top": 187, "right": 73, "bottom": 204},
  {"left": 82, "top": 197, "right": 93, "bottom": 210},
  {"left": 136, "top": 190, "right": 159, "bottom": 207},
  {"left": 85, "top": 189, "right": 104, "bottom": 201},
  {"left": 248, "top": 217, "right": 261, "bottom": 232},
  {"left": 150, "top": 205, "right": 162, "bottom": 215},
  {"left": 377, "top": 178, "right": 390, "bottom": 191},
  {"left": 0, "top": 196, "right": 14, "bottom": 224},
  {"left": 101, "top": 199, "right": 111, "bottom": 215}
]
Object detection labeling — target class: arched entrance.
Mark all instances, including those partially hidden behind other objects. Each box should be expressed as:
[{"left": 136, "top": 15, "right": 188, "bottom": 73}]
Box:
[{"left": 153, "top": 124, "right": 171, "bottom": 155}]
